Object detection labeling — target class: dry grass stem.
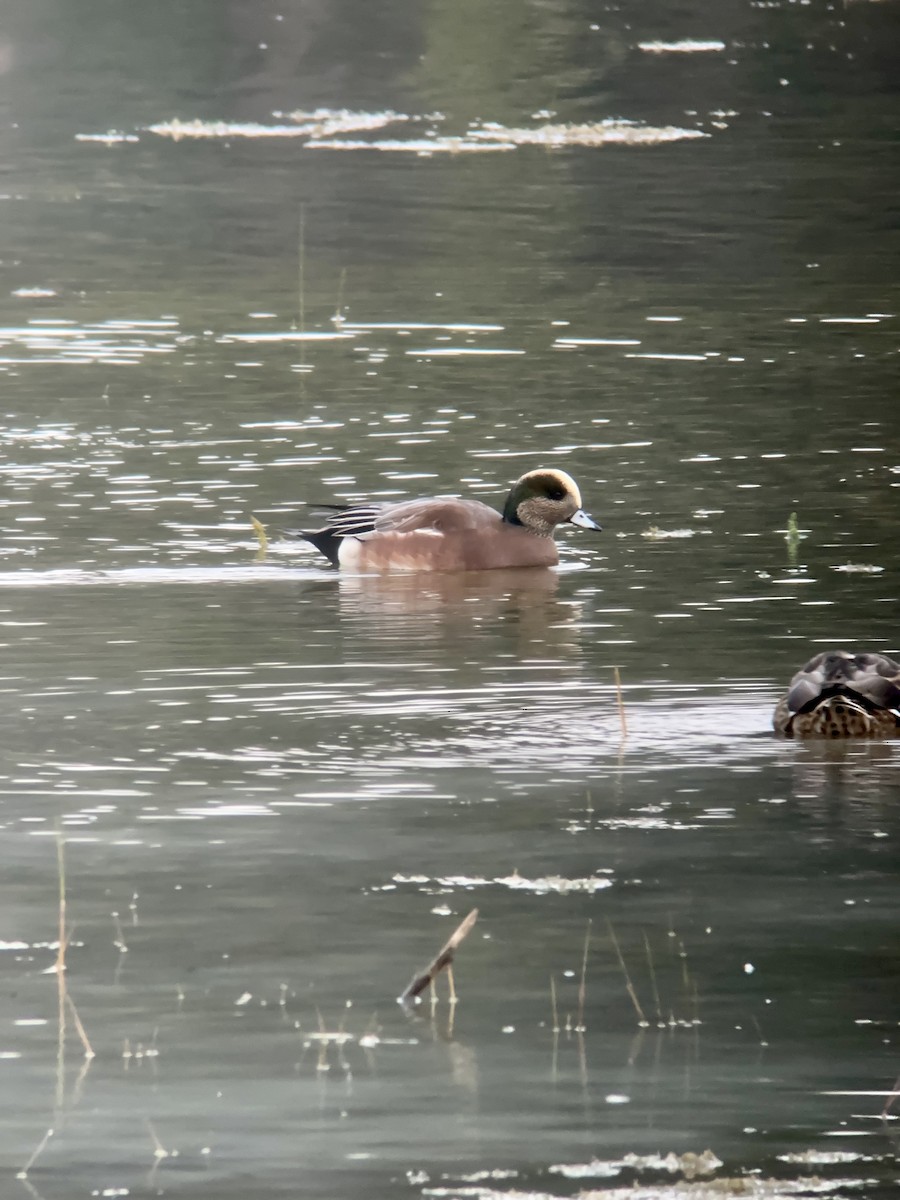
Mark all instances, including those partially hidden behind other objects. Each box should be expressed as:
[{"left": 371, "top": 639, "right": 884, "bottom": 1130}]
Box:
[
  {"left": 643, "top": 931, "right": 664, "bottom": 1026},
  {"left": 678, "top": 937, "right": 690, "bottom": 989},
  {"left": 55, "top": 835, "right": 67, "bottom": 974},
  {"left": 334, "top": 266, "right": 347, "bottom": 324},
  {"left": 882, "top": 1074, "right": 900, "bottom": 1119},
  {"left": 55, "top": 971, "right": 66, "bottom": 1109},
  {"left": 55, "top": 834, "right": 68, "bottom": 1108},
  {"left": 65, "top": 992, "right": 95, "bottom": 1059},
  {"left": 146, "top": 1119, "right": 170, "bottom": 1159},
  {"left": 605, "top": 918, "right": 647, "bottom": 1026},
  {"left": 53, "top": 837, "right": 94, "bottom": 1061},
  {"left": 71, "top": 1054, "right": 92, "bottom": 1107},
  {"left": 627, "top": 1027, "right": 645, "bottom": 1066},
  {"left": 296, "top": 206, "right": 308, "bottom": 379},
  {"left": 576, "top": 919, "right": 591, "bottom": 1031},
  {"left": 112, "top": 910, "right": 128, "bottom": 953},
  {"left": 298, "top": 207, "right": 306, "bottom": 335},
  {"left": 749, "top": 1014, "right": 768, "bottom": 1047},
  {"left": 16, "top": 1177, "right": 45, "bottom": 1200},
  {"left": 399, "top": 908, "right": 478, "bottom": 1005},
  {"left": 17, "top": 1127, "right": 54, "bottom": 1180},
  {"left": 550, "top": 975, "right": 560, "bottom": 1033},
  {"left": 613, "top": 666, "right": 628, "bottom": 739},
  {"left": 250, "top": 515, "right": 268, "bottom": 554}
]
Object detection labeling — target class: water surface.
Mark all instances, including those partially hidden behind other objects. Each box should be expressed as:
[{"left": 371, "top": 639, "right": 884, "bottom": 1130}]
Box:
[{"left": 0, "top": 2, "right": 898, "bottom": 1197}]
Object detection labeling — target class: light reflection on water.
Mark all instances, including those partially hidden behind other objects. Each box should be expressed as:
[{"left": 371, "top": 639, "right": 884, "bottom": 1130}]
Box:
[
  {"left": 0, "top": 318, "right": 180, "bottom": 366},
  {"left": 0, "top": 605, "right": 895, "bottom": 1182},
  {"left": 1, "top": 547, "right": 893, "bottom": 1193}
]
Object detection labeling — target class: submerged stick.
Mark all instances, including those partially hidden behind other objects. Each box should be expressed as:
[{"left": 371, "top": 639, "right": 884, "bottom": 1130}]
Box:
[{"left": 399, "top": 909, "right": 478, "bottom": 1005}]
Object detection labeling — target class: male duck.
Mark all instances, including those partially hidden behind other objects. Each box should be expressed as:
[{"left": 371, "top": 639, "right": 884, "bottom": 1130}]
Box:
[
  {"left": 773, "top": 650, "right": 900, "bottom": 738},
  {"left": 292, "top": 467, "right": 601, "bottom": 572}
]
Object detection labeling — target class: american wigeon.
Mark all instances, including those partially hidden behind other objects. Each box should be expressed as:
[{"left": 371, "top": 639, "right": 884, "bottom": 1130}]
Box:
[
  {"left": 773, "top": 650, "right": 900, "bottom": 738},
  {"left": 292, "top": 467, "right": 601, "bottom": 572}
]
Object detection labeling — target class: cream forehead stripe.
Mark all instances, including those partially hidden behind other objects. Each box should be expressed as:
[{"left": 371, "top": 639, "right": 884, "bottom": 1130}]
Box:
[{"left": 541, "top": 468, "right": 582, "bottom": 508}]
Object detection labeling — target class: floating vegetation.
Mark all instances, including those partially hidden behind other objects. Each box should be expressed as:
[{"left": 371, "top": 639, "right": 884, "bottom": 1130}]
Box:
[
  {"left": 74, "top": 131, "right": 140, "bottom": 145},
  {"left": 623, "top": 1151, "right": 724, "bottom": 1178},
  {"left": 574, "top": 1181, "right": 863, "bottom": 1198},
  {"left": 283, "top": 107, "right": 410, "bottom": 134},
  {"left": 390, "top": 870, "right": 613, "bottom": 895},
  {"left": 784, "top": 510, "right": 806, "bottom": 565},
  {"left": 551, "top": 1149, "right": 724, "bottom": 1180},
  {"left": 465, "top": 120, "right": 708, "bottom": 148},
  {"left": 132, "top": 109, "right": 709, "bottom": 155},
  {"left": 147, "top": 108, "right": 409, "bottom": 141},
  {"left": 777, "top": 1151, "right": 870, "bottom": 1165},
  {"left": 310, "top": 121, "right": 708, "bottom": 155},
  {"left": 11, "top": 287, "right": 58, "bottom": 299},
  {"left": 832, "top": 562, "right": 885, "bottom": 574},
  {"left": 638, "top": 40, "right": 726, "bottom": 53},
  {"left": 415, "top": 1173, "right": 871, "bottom": 1199},
  {"left": 641, "top": 526, "right": 703, "bottom": 540},
  {"left": 308, "top": 136, "right": 515, "bottom": 155},
  {"left": 151, "top": 119, "right": 312, "bottom": 140}
]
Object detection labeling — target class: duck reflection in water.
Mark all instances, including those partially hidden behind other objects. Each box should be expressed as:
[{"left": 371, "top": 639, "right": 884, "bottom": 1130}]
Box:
[
  {"left": 336, "top": 567, "right": 585, "bottom": 655},
  {"left": 774, "top": 650, "right": 900, "bottom": 739}
]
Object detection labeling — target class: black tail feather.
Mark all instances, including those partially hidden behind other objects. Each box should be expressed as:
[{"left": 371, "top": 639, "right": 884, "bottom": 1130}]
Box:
[{"left": 284, "top": 527, "right": 342, "bottom": 567}]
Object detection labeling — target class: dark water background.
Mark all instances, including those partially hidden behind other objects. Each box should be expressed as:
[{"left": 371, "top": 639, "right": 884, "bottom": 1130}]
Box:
[{"left": 0, "top": 2, "right": 898, "bottom": 1197}]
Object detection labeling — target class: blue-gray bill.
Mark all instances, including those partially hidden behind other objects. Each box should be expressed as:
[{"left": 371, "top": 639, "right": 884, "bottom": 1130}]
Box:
[{"left": 568, "top": 508, "right": 602, "bottom": 531}]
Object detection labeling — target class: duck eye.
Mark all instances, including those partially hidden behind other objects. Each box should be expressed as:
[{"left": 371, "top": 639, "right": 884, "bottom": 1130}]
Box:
[{"left": 547, "top": 486, "right": 565, "bottom": 501}]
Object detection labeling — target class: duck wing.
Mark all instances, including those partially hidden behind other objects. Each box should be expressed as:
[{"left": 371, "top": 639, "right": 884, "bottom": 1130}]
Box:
[
  {"left": 787, "top": 650, "right": 900, "bottom": 713},
  {"left": 373, "top": 496, "right": 499, "bottom": 535},
  {"left": 288, "top": 495, "right": 501, "bottom": 566},
  {"left": 313, "top": 496, "right": 499, "bottom": 538},
  {"left": 843, "top": 652, "right": 900, "bottom": 709}
]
